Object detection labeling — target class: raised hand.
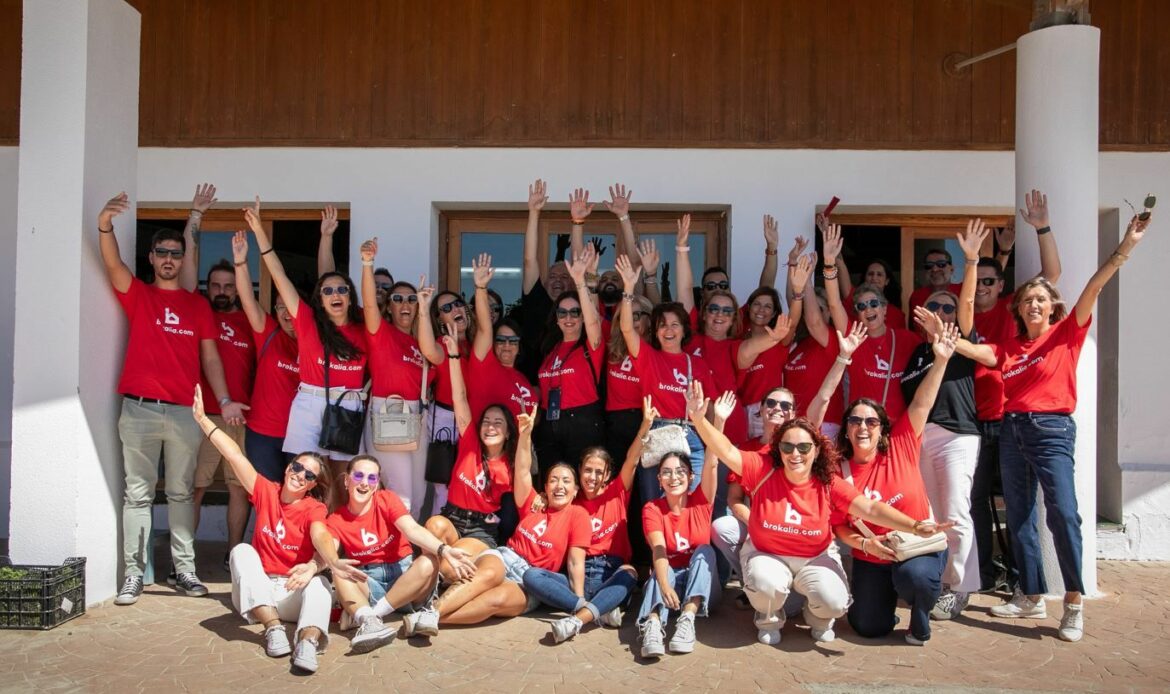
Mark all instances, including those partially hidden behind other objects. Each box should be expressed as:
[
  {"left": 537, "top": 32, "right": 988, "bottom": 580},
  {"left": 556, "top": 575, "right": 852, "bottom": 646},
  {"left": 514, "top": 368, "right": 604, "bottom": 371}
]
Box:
[
  {"left": 528, "top": 178, "right": 549, "bottom": 212},
  {"left": 913, "top": 305, "right": 945, "bottom": 340},
  {"left": 685, "top": 379, "right": 708, "bottom": 420},
  {"left": 192, "top": 383, "right": 206, "bottom": 422},
  {"left": 931, "top": 322, "right": 960, "bottom": 361},
  {"left": 995, "top": 219, "right": 1016, "bottom": 253},
  {"left": 565, "top": 245, "right": 596, "bottom": 286},
  {"left": 764, "top": 315, "right": 792, "bottom": 343},
  {"left": 360, "top": 238, "right": 378, "bottom": 264},
  {"left": 712, "top": 390, "right": 738, "bottom": 423},
  {"left": 191, "top": 183, "right": 218, "bottom": 213},
  {"left": 98, "top": 192, "right": 131, "bottom": 230},
  {"left": 821, "top": 223, "right": 844, "bottom": 266},
  {"left": 320, "top": 205, "right": 339, "bottom": 237},
  {"left": 763, "top": 214, "right": 779, "bottom": 251},
  {"left": 569, "top": 188, "right": 594, "bottom": 222},
  {"left": 958, "top": 218, "right": 989, "bottom": 261},
  {"left": 642, "top": 395, "right": 660, "bottom": 424},
  {"left": 440, "top": 334, "right": 459, "bottom": 356},
  {"left": 416, "top": 275, "right": 435, "bottom": 309},
  {"left": 243, "top": 196, "right": 264, "bottom": 234},
  {"left": 472, "top": 252, "right": 494, "bottom": 289},
  {"left": 836, "top": 322, "right": 868, "bottom": 357},
  {"left": 516, "top": 403, "right": 538, "bottom": 436},
  {"left": 589, "top": 236, "right": 607, "bottom": 258},
  {"left": 637, "top": 239, "right": 660, "bottom": 275},
  {"left": 676, "top": 213, "right": 692, "bottom": 247},
  {"left": 1121, "top": 212, "right": 1153, "bottom": 249},
  {"left": 791, "top": 253, "right": 813, "bottom": 295},
  {"left": 615, "top": 254, "right": 641, "bottom": 291},
  {"left": 231, "top": 230, "right": 249, "bottom": 265},
  {"left": 1020, "top": 189, "right": 1049, "bottom": 229},
  {"left": 605, "top": 183, "right": 632, "bottom": 218},
  {"left": 788, "top": 234, "right": 809, "bottom": 265}
]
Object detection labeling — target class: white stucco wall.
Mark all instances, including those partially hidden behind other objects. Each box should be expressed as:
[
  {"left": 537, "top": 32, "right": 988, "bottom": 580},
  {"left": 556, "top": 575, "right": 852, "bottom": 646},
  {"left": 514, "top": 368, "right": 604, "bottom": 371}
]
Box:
[{"left": 0, "top": 146, "right": 17, "bottom": 541}]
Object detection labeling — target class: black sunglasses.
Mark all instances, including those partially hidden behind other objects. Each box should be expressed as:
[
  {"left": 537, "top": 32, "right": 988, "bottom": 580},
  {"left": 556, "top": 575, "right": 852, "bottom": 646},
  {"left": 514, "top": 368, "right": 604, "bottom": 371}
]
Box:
[
  {"left": 152, "top": 247, "right": 184, "bottom": 259},
  {"left": 854, "top": 298, "right": 883, "bottom": 312},
  {"left": 289, "top": 460, "right": 318, "bottom": 482},
  {"left": 494, "top": 335, "right": 521, "bottom": 345},
  {"left": 703, "top": 280, "right": 731, "bottom": 291},
  {"left": 846, "top": 415, "right": 882, "bottom": 429},
  {"left": 925, "top": 301, "right": 956, "bottom": 315},
  {"left": 763, "top": 398, "right": 795, "bottom": 412},
  {"left": 978, "top": 277, "right": 999, "bottom": 287},
  {"left": 390, "top": 294, "right": 418, "bottom": 304},
  {"left": 922, "top": 259, "right": 951, "bottom": 270},
  {"left": 375, "top": 282, "right": 394, "bottom": 291},
  {"left": 778, "top": 441, "right": 814, "bottom": 455},
  {"left": 706, "top": 304, "right": 736, "bottom": 316},
  {"left": 321, "top": 285, "right": 350, "bottom": 296},
  {"left": 438, "top": 298, "right": 466, "bottom": 313},
  {"left": 556, "top": 307, "right": 583, "bottom": 319}
]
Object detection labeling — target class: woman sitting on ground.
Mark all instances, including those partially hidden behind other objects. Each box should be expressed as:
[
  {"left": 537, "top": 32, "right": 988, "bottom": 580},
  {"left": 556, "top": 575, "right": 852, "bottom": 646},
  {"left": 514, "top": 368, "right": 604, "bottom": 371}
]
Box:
[
  {"left": 192, "top": 384, "right": 348, "bottom": 675},
  {"left": 411, "top": 403, "right": 592, "bottom": 631},
  {"left": 310, "top": 455, "right": 477, "bottom": 654}
]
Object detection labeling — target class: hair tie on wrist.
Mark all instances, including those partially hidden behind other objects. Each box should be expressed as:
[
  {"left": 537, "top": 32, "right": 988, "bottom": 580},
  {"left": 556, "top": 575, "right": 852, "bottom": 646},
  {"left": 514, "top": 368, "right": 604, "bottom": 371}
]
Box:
[
  {"left": 1035, "top": 226, "right": 1052, "bottom": 235},
  {"left": 260, "top": 247, "right": 274, "bottom": 256},
  {"left": 207, "top": 426, "right": 220, "bottom": 439},
  {"left": 675, "top": 246, "right": 690, "bottom": 252},
  {"left": 233, "top": 260, "right": 246, "bottom": 267}
]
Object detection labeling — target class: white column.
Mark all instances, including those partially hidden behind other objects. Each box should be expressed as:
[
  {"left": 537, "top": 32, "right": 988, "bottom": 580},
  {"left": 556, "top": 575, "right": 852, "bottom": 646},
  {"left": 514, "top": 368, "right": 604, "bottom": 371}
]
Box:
[
  {"left": 10, "top": 0, "right": 140, "bottom": 603},
  {"left": 1015, "top": 24, "right": 1099, "bottom": 596}
]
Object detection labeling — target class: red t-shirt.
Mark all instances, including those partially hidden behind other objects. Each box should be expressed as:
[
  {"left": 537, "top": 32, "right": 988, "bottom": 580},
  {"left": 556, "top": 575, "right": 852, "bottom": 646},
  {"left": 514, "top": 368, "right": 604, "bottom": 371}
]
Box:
[
  {"left": 445, "top": 424, "right": 513, "bottom": 514},
  {"left": 433, "top": 342, "right": 470, "bottom": 407},
  {"left": 575, "top": 480, "right": 632, "bottom": 561},
  {"left": 843, "top": 416, "right": 931, "bottom": 565},
  {"left": 992, "top": 315, "right": 1091, "bottom": 414},
  {"left": 739, "top": 450, "right": 861, "bottom": 558},
  {"left": 367, "top": 322, "right": 430, "bottom": 400},
  {"left": 247, "top": 317, "right": 301, "bottom": 438},
  {"left": 250, "top": 477, "right": 327, "bottom": 576},
  {"left": 737, "top": 341, "right": 788, "bottom": 409},
  {"left": 784, "top": 336, "right": 842, "bottom": 423},
  {"left": 642, "top": 489, "right": 713, "bottom": 568},
  {"left": 631, "top": 340, "right": 717, "bottom": 420},
  {"left": 847, "top": 326, "right": 922, "bottom": 422},
  {"left": 538, "top": 339, "right": 604, "bottom": 409},
  {"left": 115, "top": 278, "right": 216, "bottom": 405},
  {"left": 325, "top": 489, "right": 412, "bottom": 566},
  {"left": 469, "top": 350, "right": 536, "bottom": 418},
  {"left": 507, "top": 490, "right": 592, "bottom": 572},
  {"left": 605, "top": 355, "right": 643, "bottom": 411},
  {"left": 847, "top": 288, "right": 908, "bottom": 330},
  {"left": 909, "top": 283, "right": 963, "bottom": 320},
  {"left": 687, "top": 335, "right": 748, "bottom": 444},
  {"left": 971, "top": 296, "right": 1016, "bottom": 421},
  {"left": 201, "top": 309, "right": 256, "bottom": 415},
  {"left": 292, "top": 307, "right": 368, "bottom": 389}
]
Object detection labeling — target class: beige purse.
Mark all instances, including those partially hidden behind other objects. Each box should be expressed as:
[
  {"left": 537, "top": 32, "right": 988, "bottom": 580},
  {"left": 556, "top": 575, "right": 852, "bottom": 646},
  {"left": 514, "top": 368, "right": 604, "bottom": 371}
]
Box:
[
  {"left": 840, "top": 460, "right": 947, "bottom": 562},
  {"left": 372, "top": 361, "right": 428, "bottom": 452}
]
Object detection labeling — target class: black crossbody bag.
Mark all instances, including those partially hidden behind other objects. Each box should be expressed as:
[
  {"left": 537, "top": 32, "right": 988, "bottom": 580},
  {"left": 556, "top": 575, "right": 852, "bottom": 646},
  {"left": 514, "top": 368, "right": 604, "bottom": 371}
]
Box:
[{"left": 317, "top": 348, "right": 367, "bottom": 455}]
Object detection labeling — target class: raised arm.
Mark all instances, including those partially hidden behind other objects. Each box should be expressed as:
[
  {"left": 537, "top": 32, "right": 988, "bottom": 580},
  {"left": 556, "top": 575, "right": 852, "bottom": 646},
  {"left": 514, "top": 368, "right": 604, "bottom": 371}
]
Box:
[
  {"left": 785, "top": 234, "right": 810, "bottom": 302},
  {"left": 637, "top": 239, "right": 662, "bottom": 304},
  {"left": 1019, "top": 189, "right": 1062, "bottom": 283},
  {"left": 442, "top": 335, "right": 471, "bottom": 432},
  {"left": 736, "top": 316, "right": 791, "bottom": 369},
  {"left": 231, "top": 230, "right": 267, "bottom": 333},
  {"left": 956, "top": 219, "right": 989, "bottom": 336},
  {"left": 245, "top": 197, "right": 300, "bottom": 318},
  {"left": 565, "top": 245, "right": 603, "bottom": 349},
  {"left": 686, "top": 381, "right": 744, "bottom": 475},
  {"left": 358, "top": 238, "right": 383, "bottom": 335},
  {"left": 615, "top": 254, "right": 643, "bottom": 359},
  {"left": 821, "top": 224, "right": 850, "bottom": 334},
  {"left": 317, "top": 205, "right": 338, "bottom": 277},
  {"left": 905, "top": 316, "right": 958, "bottom": 436},
  {"left": 606, "top": 183, "right": 638, "bottom": 272},
  {"left": 97, "top": 193, "right": 134, "bottom": 293},
  {"left": 193, "top": 384, "right": 257, "bottom": 494},
  {"left": 782, "top": 253, "right": 811, "bottom": 345},
  {"left": 179, "top": 183, "right": 218, "bottom": 292},
  {"left": 619, "top": 396, "right": 658, "bottom": 492},
  {"left": 807, "top": 323, "right": 867, "bottom": 427},
  {"left": 758, "top": 215, "right": 780, "bottom": 289},
  {"left": 702, "top": 391, "right": 736, "bottom": 501},
  {"left": 522, "top": 178, "right": 548, "bottom": 294},
  {"left": 513, "top": 404, "right": 537, "bottom": 507},
  {"left": 675, "top": 214, "right": 696, "bottom": 313},
  {"left": 1074, "top": 213, "right": 1151, "bottom": 327},
  {"left": 568, "top": 188, "right": 594, "bottom": 259},
  {"left": 415, "top": 280, "right": 443, "bottom": 365},
  {"left": 471, "top": 253, "right": 496, "bottom": 360}
]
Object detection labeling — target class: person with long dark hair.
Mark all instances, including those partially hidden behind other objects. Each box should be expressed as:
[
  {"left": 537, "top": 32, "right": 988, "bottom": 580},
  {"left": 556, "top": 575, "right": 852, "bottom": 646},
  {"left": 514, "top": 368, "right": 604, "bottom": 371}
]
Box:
[
  {"left": 468, "top": 254, "right": 538, "bottom": 419},
  {"left": 246, "top": 198, "right": 368, "bottom": 480}
]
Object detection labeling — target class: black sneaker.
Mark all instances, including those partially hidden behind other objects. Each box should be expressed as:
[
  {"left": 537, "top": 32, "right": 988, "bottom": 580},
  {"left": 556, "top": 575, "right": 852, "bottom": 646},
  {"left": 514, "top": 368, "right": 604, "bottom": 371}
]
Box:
[
  {"left": 223, "top": 552, "right": 231, "bottom": 573},
  {"left": 174, "top": 572, "right": 209, "bottom": 597},
  {"left": 114, "top": 575, "right": 144, "bottom": 606}
]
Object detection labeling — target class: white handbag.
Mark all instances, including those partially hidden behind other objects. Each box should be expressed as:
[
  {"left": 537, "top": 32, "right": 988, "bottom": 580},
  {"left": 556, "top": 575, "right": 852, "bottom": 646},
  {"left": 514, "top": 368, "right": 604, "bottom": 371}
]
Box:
[
  {"left": 372, "top": 361, "right": 428, "bottom": 452},
  {"left": 854, "top": 518, "right": 948, "bottom": 562}
]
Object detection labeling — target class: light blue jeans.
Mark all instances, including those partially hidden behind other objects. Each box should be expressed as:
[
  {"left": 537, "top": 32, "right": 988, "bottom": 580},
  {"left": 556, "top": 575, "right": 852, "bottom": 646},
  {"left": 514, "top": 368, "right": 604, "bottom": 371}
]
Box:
[{"left": 637, "top": 545, "right": 719, "bottom": 626}]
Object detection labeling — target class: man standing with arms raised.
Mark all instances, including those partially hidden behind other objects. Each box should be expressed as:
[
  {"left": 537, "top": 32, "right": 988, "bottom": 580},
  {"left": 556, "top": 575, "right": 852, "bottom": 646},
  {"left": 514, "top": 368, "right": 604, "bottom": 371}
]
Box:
[{"left": 98, "top": 192, "right": 248, "bottom": 605}]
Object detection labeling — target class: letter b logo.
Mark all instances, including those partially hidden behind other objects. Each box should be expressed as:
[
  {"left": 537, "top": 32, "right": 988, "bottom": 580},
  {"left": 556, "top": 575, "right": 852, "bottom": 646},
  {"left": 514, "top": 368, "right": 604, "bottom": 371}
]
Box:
[
  {"left": 361, "top": 528, "right": 378, "bottom": 547},
  {"left": 784, "top": 502, "right": 802, "bottom": 526},
  {"left": 674, "top": 531, "right": 690, "bottom": 552}
]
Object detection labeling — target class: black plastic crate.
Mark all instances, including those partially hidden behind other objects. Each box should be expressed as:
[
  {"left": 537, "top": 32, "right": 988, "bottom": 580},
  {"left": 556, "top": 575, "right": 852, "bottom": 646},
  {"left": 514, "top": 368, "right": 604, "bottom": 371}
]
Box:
[{"left": 0, "top": 557, "right": 87, "bottom": 630}]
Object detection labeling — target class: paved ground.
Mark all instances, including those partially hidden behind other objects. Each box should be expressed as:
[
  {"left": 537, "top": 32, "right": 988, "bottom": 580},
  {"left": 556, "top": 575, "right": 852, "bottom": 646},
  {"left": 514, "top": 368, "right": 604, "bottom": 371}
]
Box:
[{"left": 1, "top": 545, "right": 1168, "bottom": 693}]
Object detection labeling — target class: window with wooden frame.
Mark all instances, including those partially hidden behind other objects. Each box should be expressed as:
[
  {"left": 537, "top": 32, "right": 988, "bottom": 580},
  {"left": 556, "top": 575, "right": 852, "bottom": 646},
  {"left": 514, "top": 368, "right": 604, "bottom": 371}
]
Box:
[{"left": 440, "top": 210, "right": 726, "bottom": 311}]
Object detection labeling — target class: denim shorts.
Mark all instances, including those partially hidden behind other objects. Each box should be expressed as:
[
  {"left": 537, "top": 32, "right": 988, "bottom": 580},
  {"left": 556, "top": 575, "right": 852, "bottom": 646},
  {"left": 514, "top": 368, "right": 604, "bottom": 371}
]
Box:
[
  {"left": 481, "top": 546, "right": 540, "bottom": 614},
  {"left": 364, "top": 555, "right": 413, "bottom": 607}
]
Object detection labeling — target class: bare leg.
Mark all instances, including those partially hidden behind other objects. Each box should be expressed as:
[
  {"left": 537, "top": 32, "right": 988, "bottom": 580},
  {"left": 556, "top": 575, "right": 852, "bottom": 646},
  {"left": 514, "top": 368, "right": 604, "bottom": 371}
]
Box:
[
  {"left": 682, "top": 596, "right": 702, "bottom": 615},
  {"left": 249, "top": 605, "right": 281, "bottom": 630},
  {"left": 385, "top": 554, "right": 441, "bottom": 608},
  {"left": 434, "top": 555, "right": 504, "bottom": 620},
  {"left": 442, "top": 581, "right": 530, "bottom": 625},
  {"left": 335, "top": 573, "right": 372, "bottom": 619}
]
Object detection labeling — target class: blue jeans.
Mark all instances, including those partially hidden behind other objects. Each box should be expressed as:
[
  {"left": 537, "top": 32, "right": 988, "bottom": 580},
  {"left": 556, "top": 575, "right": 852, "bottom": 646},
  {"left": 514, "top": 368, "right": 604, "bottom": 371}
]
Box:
[
  {"left": 364, "top": 556, "right": 413, "bottom": 605},
  {"left": 637, "top": 545, "right": 719, "bottom": 625},
  {"left": 999, "top": 412, "right": 1083, "bottom": 595},
  {"left": 848, "top": 551, "right": 946, "bottom": 642},
  {"left": 522, "top": 554, "right": 637, "bottom": 621},
  {"left": 636, "top": 421, "right": 705, "bottom": 505}
]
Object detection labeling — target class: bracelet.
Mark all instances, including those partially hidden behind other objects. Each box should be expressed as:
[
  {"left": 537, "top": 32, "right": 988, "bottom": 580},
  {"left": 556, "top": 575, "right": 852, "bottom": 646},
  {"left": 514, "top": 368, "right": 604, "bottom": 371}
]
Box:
[
  {"left": 622, "top": 292, "right": 636, "bottom": 302},
  {"left": 260, "top": 247, "right": 274, "bottom": 256},
  {"left": 618, "top": 214, "right": 630, "bottom": 223},
  {"left": 860, "top": 538, "right": 870, "bottom": 555},
  {"left": 474, "top": 284, "right": 488, "bottom": 290},
  {"left": 1036, "top": 226, "right": 1052, "bottom": 235},
  {"left": 585, "top": 272, "right": 598, "bottom": 281},
  {"left": 361, "top": 260, "right": 374, "bottom": 267},
  {"left": 966, "top": 258, "right": 979, "bottom": 265},
  {"left": 98, "top": 227, "right": 114, "bottom": 234},
  {"left": 835, "top": 355, "right": 852, "bottom": 365},
  {"left": 675, "top": 246, "right": 690, "bottom": 252},
  {"left": 572, "top": 219, "right": 586, "bottom": 226},
  {"left": 447, "top": 353, "right": 461, "bottom": 360},
  {"left": 642, "top": 276, "right": 658, "bottom": 284},
  {"left": 822, "top": 269, "right": 839, "bottom": 280},
  {"left": 234, "top": 260, "right": 246, "bottom": 267},
  {"left": 791, "top": 295, "right": 804, "bottom": 302},
  {"left": 207, "top": 426, "right": 220, "bottom": 439},
  {"left": 189, "top": 209, "right": 203, "bottom": 217},
  {"left": 764, "top": 248, "right": 778, "bottom": 256},
  {"left": 437, "top": 543, "right": 447, "bottom": 558},
  {"left": 1113, "top": 250, "right": 1130, "bottom": 260},
  {"left": 787, "top": 262, "right": 798, "bottom": 268},
  {"left": 219, "top": 396, "right": 232, "bottom": 407}
]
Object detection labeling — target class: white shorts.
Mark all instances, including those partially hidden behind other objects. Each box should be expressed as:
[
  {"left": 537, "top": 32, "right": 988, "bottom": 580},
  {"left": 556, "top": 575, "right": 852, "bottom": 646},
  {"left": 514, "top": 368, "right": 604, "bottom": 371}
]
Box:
[{"left": 282, "top": 387, "right": 367, "bottom": 458}]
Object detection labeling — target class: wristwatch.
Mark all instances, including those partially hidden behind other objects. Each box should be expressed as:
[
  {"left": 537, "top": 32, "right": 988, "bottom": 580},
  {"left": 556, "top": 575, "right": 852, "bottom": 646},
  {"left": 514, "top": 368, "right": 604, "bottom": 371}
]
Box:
[{"left": 218, "top": 396, "right": 232, "bottom": 408}]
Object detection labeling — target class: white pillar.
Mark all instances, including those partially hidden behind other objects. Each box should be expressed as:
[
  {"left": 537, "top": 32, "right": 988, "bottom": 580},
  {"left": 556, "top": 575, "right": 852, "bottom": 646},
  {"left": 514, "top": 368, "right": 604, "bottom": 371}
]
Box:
[
  {"left": 1015, "top": 24, "right": 1099, "bottom": 596},
  {"left": 10, "top": 0, "right": 140, "bottom": 603}
]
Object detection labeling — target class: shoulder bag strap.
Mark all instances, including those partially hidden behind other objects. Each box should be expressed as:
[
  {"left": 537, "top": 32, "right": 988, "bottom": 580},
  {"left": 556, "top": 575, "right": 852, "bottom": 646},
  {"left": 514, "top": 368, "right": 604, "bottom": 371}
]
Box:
[
  {"left": 750, "top": 465, "right": 777, "bottom": 497},
  {"left": 257, "top": 329, "right": 278, "bottom": 362},
  {"left": 880, "top": 329, "right": 896, "bottom": 407},
  {"left": 419, "top": 358, "right": 429, "bottom": 405}
]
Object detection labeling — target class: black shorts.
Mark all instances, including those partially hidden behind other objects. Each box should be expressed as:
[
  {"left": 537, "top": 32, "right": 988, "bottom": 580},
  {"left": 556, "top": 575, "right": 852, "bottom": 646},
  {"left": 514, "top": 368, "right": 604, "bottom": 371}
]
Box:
[{"left": 441, "top": 504, "right": 500, "bottom": 548}]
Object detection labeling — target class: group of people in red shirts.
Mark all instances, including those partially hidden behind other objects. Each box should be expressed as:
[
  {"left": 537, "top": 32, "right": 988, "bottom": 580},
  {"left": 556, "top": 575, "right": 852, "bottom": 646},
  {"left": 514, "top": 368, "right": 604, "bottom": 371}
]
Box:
[{"left": 97, "top": 179, "right": 1152, "bottom": 674}]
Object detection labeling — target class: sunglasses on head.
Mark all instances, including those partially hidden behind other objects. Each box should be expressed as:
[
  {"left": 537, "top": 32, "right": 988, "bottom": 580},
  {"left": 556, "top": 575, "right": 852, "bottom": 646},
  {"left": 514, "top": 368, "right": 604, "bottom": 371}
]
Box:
[
  {"left": 556, "top": 306, "right": 583, "bottom": 319},
  {"left": 926, "top": 301, "right": 956, "bottom": 314},
  {"left": 438, "top": 298, "right": 466, "bottom": 313},
  {"left": 854, "top": 298, "right": 883, "bottom": 313},
  {"left": 846, "top": 415, "right": 882, "bottom": 429},
  {"left": 152, "top": 247, "right": 184, "bottom": 259},
  {"left": 350, "top": 471, "right": 379, "bottom": 485},
  {"left": 923, "top": 259, "right": 951, "bottom": 270},
  {"left": 763, "top": 398, "right": 794, "bottom": 412},
  {"left": 706, "top": 304, "right": 736, "bottom": 316},
  {"left": 321, "top": 285, "right": 350, "bottom": 296},
  {"left": 779, "top": 441, "right": 814, "bottom": 455},
  {"left": 289, "top": 460, "right": 318, "bottom": 482},
  {"left": 390, "top": 294, "right": 418, "bottom": 304},
  {"left": 703, "top": 280, "right": 731, "bottom": 291},
  {"left": 494, "top": 335, "right": 521, "bottom": 345}
]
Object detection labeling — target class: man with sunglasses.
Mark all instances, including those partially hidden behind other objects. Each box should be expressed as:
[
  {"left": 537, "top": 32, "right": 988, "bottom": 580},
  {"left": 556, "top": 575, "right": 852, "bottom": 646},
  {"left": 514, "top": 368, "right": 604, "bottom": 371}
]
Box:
[
  {"left": 97, "top": 193, "right": 247, "bottom": 606},
  {"left": 908, "top": 249, "right": 963, "bottom": 323}
]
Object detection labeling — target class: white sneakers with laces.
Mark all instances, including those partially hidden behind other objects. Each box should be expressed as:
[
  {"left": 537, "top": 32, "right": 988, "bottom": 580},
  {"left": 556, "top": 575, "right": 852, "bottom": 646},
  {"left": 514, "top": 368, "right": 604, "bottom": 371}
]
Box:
[{"left": 990, "top": 588, "right": 1048, "bottom": 619}]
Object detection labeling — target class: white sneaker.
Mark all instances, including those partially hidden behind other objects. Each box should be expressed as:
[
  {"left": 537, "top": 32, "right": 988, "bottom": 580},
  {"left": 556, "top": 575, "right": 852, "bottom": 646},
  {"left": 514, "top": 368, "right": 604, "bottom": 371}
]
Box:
[
  {"left": 598, "top": 607, "right": 624, "bottom": 628},
  {"left": 905, "top": 632, "right": 927, "bottom": 646},
  {"left": 668, "top": 612, "right": 696, "bottom": 654},
  {"left": 1058, "top": 602, "right": 1084, "bottom": 642},
  {"left": 550, "top": 616, "right": 583, "bottom": 643},
  {"left": 350, "top": 615, "right": 393, "bottom": 653},
  {"left": 810, "top": 626, "right": 836, "bottom": 643},
  {"left": 403, "top": 606, "right": 439, "bottom": 638},
  {"left": 264, "top": 625, "right": 291, "bottom": 657},
  {"left": 291, "top": 638, "right": 319, "bottom": 674},
  {"left": 640, "top": 619, "right": 665, "bottom": 659},
  {"left": 990, "top": 588, "right": 1047, "bottom": 619},
  {"left": 930, "top": 589, "right": 958, "bottom": 621},
  {"left": 757, "top": 627, "right": 782, "bottom": 645}
]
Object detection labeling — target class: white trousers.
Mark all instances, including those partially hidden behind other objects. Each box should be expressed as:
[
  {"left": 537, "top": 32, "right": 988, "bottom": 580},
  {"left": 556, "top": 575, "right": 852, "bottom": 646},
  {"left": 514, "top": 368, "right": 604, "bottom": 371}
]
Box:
[
  {"left": 230, "top": 543, "right": 332, "bottom": 649},
  {"left": 364, "top": 397, "right": 429, "bottom": 513},
  {"left": 741, "top": 538, "right": 850, "bottom": 630},
  {"left": 918, "top": 422, "right": 981, "bottom": 594}
]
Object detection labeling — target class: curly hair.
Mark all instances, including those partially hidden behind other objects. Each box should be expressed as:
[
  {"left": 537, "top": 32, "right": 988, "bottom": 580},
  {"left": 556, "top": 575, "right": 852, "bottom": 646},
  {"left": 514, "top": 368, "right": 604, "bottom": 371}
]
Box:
[
  {"left": 767, "top": 418, "right": 841, "bottom": 486},
  {"left": 835, "top": 398, "right": 892, "bottom": 461}
]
